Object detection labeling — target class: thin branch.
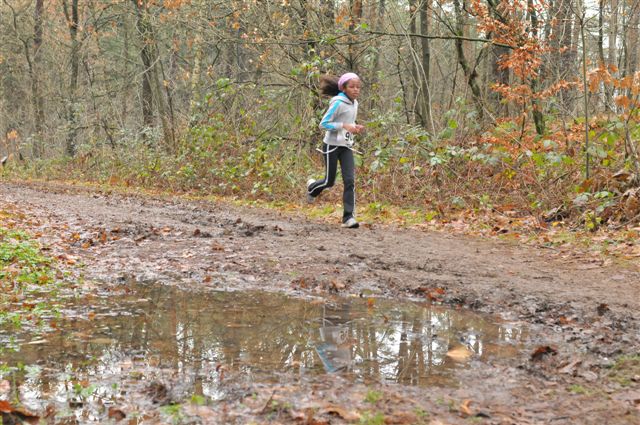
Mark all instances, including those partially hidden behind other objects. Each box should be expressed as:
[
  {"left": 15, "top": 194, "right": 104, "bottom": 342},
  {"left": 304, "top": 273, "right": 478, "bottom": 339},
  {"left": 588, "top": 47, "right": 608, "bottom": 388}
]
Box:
[{"left": 363, "top": 29, "right": 516, "bottom": 49}]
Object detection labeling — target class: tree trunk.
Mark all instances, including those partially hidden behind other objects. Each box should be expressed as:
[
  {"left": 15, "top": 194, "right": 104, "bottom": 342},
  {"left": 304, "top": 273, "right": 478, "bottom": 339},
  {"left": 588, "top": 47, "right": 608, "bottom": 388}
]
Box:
[
  {"left": 31, "top": 0, "right": 45, "bottom": 159},
  {"left": 133, "top": 0, "right": 174, "bottom": 148},
  {"left": 486, "top": 0, "right": 510, "bottom": 117},
  {"left": 570, "top": 0, "right": 582, "bottom": 113},
  {"left": 419, "top": 0, "right": 433, "bottom": 132},
  {"left": 121, "top": 7, "right": 131, "bottom": 130},
  {"left": 453, "top": 0, "right": 484, "bottom": 119},
  {"left": 529, "top": 0, "right": 545, "bottom": 134},
  {"left": 189, "top": 0, "right": 206, "bottom": 123},
  {"left": 623, "top": 0, "right": 639, "bottom": 80},
  {"left": 397, "top": 44, "right": 412, "bottom": 125},
  {"left": 158, "top": 54, "right": 177, "bottom": 151},
  {"left": 598, "top": 0, "right": 605, "bottom": 66},
  {"left": 549, "top": 0, "right": 575, "bottom": 114},
  {"left": 347, "top": 0, "right": 363, "bottom": 71},
  {"left": 609, "top": 0, "right": 619, "bottom": 68},
  {"left": 63, "top": 0, "right": 80, "bottom": 157},
  {"left": 134, "top": 2, "right": 155, "bottom": 133},
  {"left": 367, "top": 0, "right": 386, "bottom": 110},
  {"left": 408, "top": 0, "right": 420, "bottom": 124}
]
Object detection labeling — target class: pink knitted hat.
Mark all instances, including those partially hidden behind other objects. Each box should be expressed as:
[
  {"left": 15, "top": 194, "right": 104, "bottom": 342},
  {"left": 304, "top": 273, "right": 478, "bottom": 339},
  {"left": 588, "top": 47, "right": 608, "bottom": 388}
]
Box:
[{"left": 338, "top": 72, "right": 360, "bottom": 91}]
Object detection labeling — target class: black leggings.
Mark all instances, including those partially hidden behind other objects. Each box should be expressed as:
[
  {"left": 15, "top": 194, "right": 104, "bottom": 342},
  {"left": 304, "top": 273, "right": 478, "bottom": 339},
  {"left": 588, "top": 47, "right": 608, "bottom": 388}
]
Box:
[{"left": 308, "top": 144, "right": 355, "bottom": 219}]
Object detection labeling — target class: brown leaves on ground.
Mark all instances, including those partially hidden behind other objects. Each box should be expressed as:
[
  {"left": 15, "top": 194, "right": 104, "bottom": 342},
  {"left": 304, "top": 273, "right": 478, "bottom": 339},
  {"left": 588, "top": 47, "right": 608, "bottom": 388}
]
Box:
[
  {"left": 0, "top": 401, "right": 40, "bottom": 424},
  {"left": 317, "top": 406, "right": 361, "bottom": 421},
  {"left": 107, "top": 406, "right": 126, "bottom": 421},
  {"left": 531, "top": 345, "right": 558, "bottom": 362},
  {"left": 230, "top": 382, "right": 452, "bottom": 425},
  {"left": 412, "top": 286, "right": 446, "bottom": 302},
  {"left": 459, "top": 399, "right": 473, "bottom": 416}
]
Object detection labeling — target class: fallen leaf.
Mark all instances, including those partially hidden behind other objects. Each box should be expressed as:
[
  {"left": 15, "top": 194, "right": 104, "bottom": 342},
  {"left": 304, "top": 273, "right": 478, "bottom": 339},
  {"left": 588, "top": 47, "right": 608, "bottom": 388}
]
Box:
[
  {"left": 580, "top": 370, "right": 598, "bottom": 381},
  {"left": 318, "top": 406, "right": 361, "bottom": 421},
  {"left": 0, "top": 400, "right": 11, "bottom": 413},
  {"left": 291, "top": 277, "right": 307, "bottom": 288},
  {"left": 288, "top": 409, "right": 307, "bottom": 421},
  {"left": 460, "top": 399, "right": 473, "bottom": 416},
  {"left": 597, "top": 303, "right": 609, "bottom": 316},
  {"left": 108, "top": 407, "right": 126, "bottom": 421},
  {"left": 0, "top": 400, "right": 39, "bottom": 421},
  {"left": 557, "top": 316, "right": 572, "bottom": 325},
  {"left": 446, "top": 345, "right": 473, "bottom": 361},
  {"left": 559, "top": 358, "right": 582, "bottom": 374},
  {"left": 330, "top": 280, "right": 345, "bottom": 291},
  {"left": 531, "top": 345, "right": 557, "bottom": 362},
  {"left": 384, "top": 411, "right": 418, "bottom": 424}
]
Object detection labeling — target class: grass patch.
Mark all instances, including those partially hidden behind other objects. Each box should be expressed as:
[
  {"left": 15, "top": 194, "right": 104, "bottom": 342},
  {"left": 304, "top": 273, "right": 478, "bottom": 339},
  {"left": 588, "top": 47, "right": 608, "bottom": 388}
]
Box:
[
  {"left": 607, "top": 355, "right": 640, "bottom": 387},
  {"left": 567, "top": 384, "right": 591, "bottom": 395},
  {"left": 0, "top": 213, "right": 71, "bottom": 334},
  {"left": 364, "top": 389, "right": 383, "bottom": 404}
]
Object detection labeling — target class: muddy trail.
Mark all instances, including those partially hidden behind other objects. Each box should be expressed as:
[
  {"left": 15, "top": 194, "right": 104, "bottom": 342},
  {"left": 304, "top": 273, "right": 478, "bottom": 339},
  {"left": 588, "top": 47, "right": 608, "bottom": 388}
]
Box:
[{"left": 1, "top": 181, "right": 639, "bottom": 424}]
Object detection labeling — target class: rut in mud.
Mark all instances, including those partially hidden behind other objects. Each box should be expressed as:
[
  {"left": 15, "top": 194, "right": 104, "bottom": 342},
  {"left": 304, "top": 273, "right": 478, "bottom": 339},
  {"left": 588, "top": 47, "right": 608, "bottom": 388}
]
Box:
[{"left": 1, "top": 181, "right": 639, "bottom": 424}]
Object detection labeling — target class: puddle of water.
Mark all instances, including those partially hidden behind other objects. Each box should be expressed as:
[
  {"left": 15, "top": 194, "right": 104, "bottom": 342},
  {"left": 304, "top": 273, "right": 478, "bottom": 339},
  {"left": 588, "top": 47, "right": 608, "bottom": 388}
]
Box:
[{"left": 1, "top": 283, "right": 527, "bottom": 420}]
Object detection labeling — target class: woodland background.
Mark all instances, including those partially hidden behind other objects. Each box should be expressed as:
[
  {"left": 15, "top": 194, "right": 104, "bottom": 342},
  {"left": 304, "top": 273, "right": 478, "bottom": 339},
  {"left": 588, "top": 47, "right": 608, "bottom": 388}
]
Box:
[{"left": 2, "top": 0, "right": 640, "bottom": 231}]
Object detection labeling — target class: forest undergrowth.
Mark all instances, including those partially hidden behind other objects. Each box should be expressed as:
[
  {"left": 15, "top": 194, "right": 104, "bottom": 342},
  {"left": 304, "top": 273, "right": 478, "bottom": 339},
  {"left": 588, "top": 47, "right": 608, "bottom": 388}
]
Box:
[{"left": 3, "top": 106, "right": 640, "bottom": 265}]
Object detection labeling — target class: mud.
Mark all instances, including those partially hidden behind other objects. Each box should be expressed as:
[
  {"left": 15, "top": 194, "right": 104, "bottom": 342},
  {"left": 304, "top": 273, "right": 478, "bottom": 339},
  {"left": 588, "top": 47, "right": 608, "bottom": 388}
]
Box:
[{"left": 1, "top": 180, "right": 639, "bottom": 424}]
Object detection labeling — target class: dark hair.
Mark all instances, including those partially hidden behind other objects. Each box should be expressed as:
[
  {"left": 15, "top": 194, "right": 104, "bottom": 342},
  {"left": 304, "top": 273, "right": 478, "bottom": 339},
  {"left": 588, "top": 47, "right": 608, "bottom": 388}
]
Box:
[{"left": 319, "top": 75, "right": 340, "bottom": 97}]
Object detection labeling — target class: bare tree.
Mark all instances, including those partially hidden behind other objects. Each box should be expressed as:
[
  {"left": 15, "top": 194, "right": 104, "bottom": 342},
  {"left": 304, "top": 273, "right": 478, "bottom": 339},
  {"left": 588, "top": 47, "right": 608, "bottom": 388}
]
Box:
[
  {"left": 486, "top": 0, "right": 510, "bottom": 117},
  {"left": 549, "top": 0, "right": 577, "bottom": 114},
  {"left": 419, "top": 0, "right": 434, "bottom": 132},
  {"left": 622, "top": 0, "right": 639, "bottom": 81},
  {"left": 31, "top": 0, "right": 45, "bottom": 158},
  {"left": 132, "top": 0, "right": 174, "bottom": 147},
  {"left": 62, "top": 0, "right": 80, "bottom": 156},
  {"left": 453, "top": 0, "right": 484, "bottom": 119}
]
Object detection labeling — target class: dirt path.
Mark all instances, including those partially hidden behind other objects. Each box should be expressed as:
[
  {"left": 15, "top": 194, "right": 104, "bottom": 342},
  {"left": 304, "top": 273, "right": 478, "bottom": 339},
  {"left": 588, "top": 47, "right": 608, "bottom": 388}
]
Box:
[{"left": 2, "top": 180, "right": 640, "bottom": 424}]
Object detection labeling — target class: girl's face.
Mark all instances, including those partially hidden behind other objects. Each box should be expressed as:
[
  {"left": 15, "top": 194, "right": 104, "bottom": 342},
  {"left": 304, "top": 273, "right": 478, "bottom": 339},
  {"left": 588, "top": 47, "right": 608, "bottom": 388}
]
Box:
[{"left": 343, "top": 78, "right": 361, "bottom": 100}]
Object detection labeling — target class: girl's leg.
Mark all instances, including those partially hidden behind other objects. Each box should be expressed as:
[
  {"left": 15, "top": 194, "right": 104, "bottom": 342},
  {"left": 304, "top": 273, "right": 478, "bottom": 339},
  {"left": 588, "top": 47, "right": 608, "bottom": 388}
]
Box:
[
  {"left": 308, "top": 144, "right": 339, "bottom": 198},
  {"left": 338, "top": 148, "right": 356, "bottom": 221}
]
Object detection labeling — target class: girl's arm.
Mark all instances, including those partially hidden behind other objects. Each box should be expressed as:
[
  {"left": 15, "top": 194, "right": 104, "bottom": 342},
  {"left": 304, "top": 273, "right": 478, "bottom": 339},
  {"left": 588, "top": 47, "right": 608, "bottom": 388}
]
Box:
[{"left": 319, "top": 99, "right": 344, "bottom": 131}]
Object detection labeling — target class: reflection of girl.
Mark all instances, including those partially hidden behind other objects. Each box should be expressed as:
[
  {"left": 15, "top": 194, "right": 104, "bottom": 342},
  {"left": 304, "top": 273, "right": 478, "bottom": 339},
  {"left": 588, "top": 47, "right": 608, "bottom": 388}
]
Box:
[
  {"left": 315, "top": 302, "right": 352, "bottom": 373},
  {"left": 316, "top": 326, "right": 351, "bottom": 373},
  {"left": 307, "top": 73, "right": 364, "bottom": 229}
]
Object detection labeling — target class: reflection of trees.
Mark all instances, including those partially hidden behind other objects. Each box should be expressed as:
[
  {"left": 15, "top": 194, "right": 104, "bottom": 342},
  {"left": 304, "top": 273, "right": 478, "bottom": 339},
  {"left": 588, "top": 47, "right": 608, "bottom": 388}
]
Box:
[
  {"left": 5, "top": 284, "right": 527, "bottom": 411},
  {"left": 396, "top": 314, "right": 429, "bottom": 385}
]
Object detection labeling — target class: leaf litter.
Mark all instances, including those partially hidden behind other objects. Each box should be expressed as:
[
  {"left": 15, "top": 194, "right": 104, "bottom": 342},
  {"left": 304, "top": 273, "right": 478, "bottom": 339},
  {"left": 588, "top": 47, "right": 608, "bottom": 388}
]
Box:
[{"left": 1, "top": 181, "right": 639, "bottom": 424}]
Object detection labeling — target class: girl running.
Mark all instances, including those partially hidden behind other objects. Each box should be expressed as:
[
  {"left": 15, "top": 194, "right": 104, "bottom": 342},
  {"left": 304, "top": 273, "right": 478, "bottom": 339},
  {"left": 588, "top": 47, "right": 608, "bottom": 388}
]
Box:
[{"left": 307, "top": 72, "right": 364, "bottom": 229}]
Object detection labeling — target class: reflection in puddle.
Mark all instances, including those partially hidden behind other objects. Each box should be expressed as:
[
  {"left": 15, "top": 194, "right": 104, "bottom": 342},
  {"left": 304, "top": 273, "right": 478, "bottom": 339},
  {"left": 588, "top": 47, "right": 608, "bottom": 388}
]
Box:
[{"left": 1, "top": 283, "right": 526, "bottom": 420}]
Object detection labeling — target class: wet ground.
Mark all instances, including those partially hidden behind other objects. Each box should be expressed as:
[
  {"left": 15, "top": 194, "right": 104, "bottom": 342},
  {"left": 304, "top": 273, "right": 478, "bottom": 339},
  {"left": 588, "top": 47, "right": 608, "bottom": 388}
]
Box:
[
  {"left": 4, "top": 282, "right": 527, "bottom": 423},
  {"left": 1, "top": 181, "right": 640, "bottom": 424}
]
